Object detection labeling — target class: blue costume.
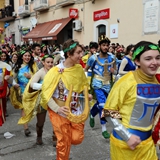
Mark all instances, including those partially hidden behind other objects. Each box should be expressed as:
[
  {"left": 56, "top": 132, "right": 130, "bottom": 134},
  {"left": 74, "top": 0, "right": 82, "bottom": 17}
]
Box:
[
  {"left": 123, "top": 56, "right": 136, "bottom": 71},
  {"left": 17, "top": 65, "right": 30, "bottom": 94},
  {"left": 87, "top": 53, "right": 116, "bottom": 125}
]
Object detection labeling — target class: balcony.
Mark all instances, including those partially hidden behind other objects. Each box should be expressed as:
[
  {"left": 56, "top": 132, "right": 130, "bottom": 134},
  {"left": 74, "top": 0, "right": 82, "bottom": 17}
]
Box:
[
  {"left": 34, "top": 0, "right": 49, "bottom": 11},
  {"left": 18, "top": 5, "right": 30, "bottom": 17},
  {"left": 0, "top": 5, "right": 16, "bottom": 22},
  {"left": 57, "top": 0, "right": 75, "bottom": 7}
]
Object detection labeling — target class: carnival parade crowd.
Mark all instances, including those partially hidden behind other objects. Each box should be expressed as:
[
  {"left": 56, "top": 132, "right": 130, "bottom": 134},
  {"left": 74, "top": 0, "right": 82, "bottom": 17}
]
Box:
[{"left": 0, "top": 36, "right": 160, "bottom": 160}]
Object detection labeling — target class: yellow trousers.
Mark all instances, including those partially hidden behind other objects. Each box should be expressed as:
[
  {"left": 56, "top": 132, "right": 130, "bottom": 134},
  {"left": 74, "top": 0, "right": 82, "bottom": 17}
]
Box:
[
  {"left": 48, "top": 108, "right": 84, "bottom": 160},
  {"left": 110, "top": 134, "right": 158, "bottom": 160}
]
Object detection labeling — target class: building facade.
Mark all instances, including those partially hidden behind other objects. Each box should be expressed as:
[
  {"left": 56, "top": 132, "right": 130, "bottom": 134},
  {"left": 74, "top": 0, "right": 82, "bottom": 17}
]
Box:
[{"left": 0, "top": 0, "right": 160, "bottom": 46}]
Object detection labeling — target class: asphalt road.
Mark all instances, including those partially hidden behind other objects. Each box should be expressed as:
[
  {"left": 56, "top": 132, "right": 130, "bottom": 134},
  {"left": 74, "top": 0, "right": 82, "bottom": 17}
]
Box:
[
  {"left": 0, "top": 101, "right": 112, "bottom": 160},
  {"left": 1, "top": 101, "right": 160, "bottom": 160}
]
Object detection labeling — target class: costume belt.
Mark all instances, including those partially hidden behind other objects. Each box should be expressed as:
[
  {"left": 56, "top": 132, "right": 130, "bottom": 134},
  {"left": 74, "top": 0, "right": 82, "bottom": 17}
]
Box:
[
  {"left": 53, "top": 98, "right": 65, "bottom": 107},
  {"left": 113, "top": 129, "right": 152, "bottom": 141},
  {"left": 94, "top": 74, "right": 110, "bottom": 85}
]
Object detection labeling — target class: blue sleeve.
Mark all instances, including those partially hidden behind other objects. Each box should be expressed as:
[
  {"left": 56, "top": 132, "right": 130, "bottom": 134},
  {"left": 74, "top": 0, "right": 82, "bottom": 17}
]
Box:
[
  {"left": 87, "top": 55, "right": 96, "bottom": 68},
  {"left": 109, "top": 54, "right": 121, "bottom": 68},
  {"left": 116, "top": 58, "right": 121, "bottom": 66}
]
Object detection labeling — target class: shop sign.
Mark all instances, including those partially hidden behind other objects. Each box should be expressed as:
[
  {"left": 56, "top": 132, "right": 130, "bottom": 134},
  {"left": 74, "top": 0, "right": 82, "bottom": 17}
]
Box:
[
  {"left": 93, "top": 8, "right": 110, "bottom": 21},
  {"left": 48, "top": 23, "right": 62, "bottom": 34},
  {"left": 42, "top": 37, "right": 53, "bottom": 40},
  {"left": 69, "top": 8, "right": 78, "bottom": 19}
]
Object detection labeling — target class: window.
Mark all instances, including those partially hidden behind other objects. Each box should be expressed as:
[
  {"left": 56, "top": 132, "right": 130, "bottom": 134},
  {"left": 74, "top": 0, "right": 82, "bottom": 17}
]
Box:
[
  {"left": 25, "top": 0, "right": 29, "bottom": 5},
  {"left": 98, "top": 25, "right": 106, "bottom": 37}
]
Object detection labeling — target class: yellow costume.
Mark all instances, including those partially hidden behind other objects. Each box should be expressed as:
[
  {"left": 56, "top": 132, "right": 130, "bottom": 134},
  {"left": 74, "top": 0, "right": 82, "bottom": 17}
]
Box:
[
  {"left": 17, "top": 79, "right": 40, "bottom": 124},
  {"left": 82, "top": 54, "right": 89, "bottom": 64},
  {"left": 41, "top": 64, "right": 89, "bottom": 160},
  {"left": 41, "top": 64, "right": 88, "bottom": 109},
  {"left": 104, "top": 69, "right": 159, "bottom": 160},
  {"left": 10, "top": 62, "right": 38, "bottom": 110}
]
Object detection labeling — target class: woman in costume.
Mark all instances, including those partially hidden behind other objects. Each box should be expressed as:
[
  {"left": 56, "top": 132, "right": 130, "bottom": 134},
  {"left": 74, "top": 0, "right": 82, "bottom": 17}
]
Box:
[
  {"left": 11, "top": 50, "right": 38, "bottom": 136},
  {"left": 0, "top": 50, "right": 12, "bottom": 116},
  {"left": 118, "top": 44, "right": 136, "bottom": 75},
  {"left": 102, "top": 41, "right": 160, "bottom": 160},
  {"left": 40, "top": 44, "right": 48, "bottom": 57},
  {"left": 0, "top": 61, "right": 12, "bottom": 126},
  {"left": 18, "top": 55, "right": 56, "bottom": 145},
  {"left": 11, "top": 52, "right": 18, "bottom": 68},
  {"left": 114, "top": 44, "right": 136, "bottom": 82},
  {"left": 41, "top": 39, "right": 91, "bottom": 160},
  {"left": 0, "top": 51, "right": 12, "bottom": 65},
  {"left": 53, "top": 44, "right": 60, "bottom": 52}
]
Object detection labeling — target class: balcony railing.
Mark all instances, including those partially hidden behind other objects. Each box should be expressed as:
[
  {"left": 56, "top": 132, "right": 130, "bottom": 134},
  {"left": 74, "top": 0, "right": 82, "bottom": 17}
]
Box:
[
  {"left": 0, "top": 5, "right": 16, "bottom": 22},
  {"left": 57, "top": 0, "right": 75, "bottom": 7},
  {"left": 34, "top": 0, "right": 49, "bottom": 11},
  {"left": 18, "top": 5, "right": 30, "bottom": 17}
]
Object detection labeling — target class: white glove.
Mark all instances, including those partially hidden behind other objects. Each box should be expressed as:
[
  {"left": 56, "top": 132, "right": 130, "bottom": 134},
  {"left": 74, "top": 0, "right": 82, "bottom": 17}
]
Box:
[{"left": 32, "top": 83, "right": 42, "bottom": 90}]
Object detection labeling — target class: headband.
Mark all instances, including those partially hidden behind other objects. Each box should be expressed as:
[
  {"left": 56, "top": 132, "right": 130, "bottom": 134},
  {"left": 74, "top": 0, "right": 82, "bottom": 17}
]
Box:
[
  {"left": 41, "top": 44, "right": 45, "bottom": 48},
  {"left": 41, "top": 55, "right": 54, "bottom": 61},
  {"left": 20, "top": 50, "right": 27, "bottom": 55},
  {"left": 132, "top": 44, "right": 160, "bottom": 60},
  {"left": 19, "top": 50, "right": 31, "bottom": 55},
  {"left": 63, "top": 43, "right": 77, "bottom": 53},
  {"left": 54, "top": 46, "right": 58, "bottom": 50}
]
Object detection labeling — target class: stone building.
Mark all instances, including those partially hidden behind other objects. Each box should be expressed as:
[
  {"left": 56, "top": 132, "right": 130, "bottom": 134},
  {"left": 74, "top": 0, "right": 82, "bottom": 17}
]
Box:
[{"left": 0, "top": 0, "right": 160, "bottom": 46}]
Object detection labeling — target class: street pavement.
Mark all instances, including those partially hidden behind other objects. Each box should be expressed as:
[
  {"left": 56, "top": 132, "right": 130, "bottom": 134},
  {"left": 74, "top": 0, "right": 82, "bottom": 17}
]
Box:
[
  {"left": 0, "top": 101, "right": 112, "bottom": 160},
  {"left": 2, "top": 101, "right": 160, "bottom": 160}
]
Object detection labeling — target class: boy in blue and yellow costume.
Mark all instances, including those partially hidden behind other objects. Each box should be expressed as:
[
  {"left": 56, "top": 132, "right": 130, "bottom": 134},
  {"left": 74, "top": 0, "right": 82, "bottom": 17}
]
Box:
[
  {"left": 85, "top": 35, "right": 117, "bottom": 138},
  {"left": 102, "top": 41, "right": 160, "bottom": 160}
]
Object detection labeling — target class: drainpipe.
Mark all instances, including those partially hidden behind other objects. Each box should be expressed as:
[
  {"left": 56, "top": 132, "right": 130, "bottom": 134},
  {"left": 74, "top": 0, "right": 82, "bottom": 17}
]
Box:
[{"left": 82, "top": 0, "right": 85, "bottom": 44}]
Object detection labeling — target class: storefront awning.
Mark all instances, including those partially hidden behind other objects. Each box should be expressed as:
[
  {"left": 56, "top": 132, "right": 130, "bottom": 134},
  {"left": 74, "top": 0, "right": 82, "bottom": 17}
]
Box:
[{"left": 23, "top": 17, "right": 72, "bottom": 41}]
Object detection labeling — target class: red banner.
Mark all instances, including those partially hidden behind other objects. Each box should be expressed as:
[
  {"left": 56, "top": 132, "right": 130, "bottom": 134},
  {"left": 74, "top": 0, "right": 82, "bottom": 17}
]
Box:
[
  {"left": 93, "top": 8, "right": 110, "bottom": 21},
  {"left": 69, "top": 8, "right": 78, "bottom": 19}
]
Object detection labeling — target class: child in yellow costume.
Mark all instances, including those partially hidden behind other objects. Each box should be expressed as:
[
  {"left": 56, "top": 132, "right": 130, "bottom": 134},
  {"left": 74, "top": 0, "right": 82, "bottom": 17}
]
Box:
[
  {"left": 102, "top": 41, "right": 160, "bottom": 160},
  {"left": 41, "top": 39, "right": 90, "bottom": 160},
  {"left": 18, "top": 55, "right": 55, "bottom": 145}
]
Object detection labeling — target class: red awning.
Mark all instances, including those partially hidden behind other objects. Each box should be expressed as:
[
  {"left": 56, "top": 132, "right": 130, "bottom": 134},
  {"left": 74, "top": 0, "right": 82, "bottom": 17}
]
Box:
[{"left": 23, "top": 17, "right": 72, "bottom": 41}]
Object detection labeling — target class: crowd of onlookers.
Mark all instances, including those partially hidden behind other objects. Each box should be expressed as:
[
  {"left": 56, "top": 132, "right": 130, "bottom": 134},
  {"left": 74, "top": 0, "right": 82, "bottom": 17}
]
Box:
[
  {"left": 1, "top": 39, "right": 160, "bottom": 72},
  {"left": 0, "top": 41, "right": 125, "bottom": 59},
  {"left": 0, "top": 41, "right": 130, "bottom": 119}
]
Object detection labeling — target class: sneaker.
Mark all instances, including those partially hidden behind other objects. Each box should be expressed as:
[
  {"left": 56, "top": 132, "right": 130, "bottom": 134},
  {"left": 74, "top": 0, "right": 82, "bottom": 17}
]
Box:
[
  {"left": 89, "top": 114, "right": 95, "bottom": 128},
  {"left": 102, "top": 131, "right": 110, "bottom": 139}
]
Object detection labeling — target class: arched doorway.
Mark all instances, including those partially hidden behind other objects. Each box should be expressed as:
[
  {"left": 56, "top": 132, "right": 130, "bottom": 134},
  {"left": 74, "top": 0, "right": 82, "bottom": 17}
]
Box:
[{"left": 93, "top": 20, "right": 108, "bottom": 42}]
